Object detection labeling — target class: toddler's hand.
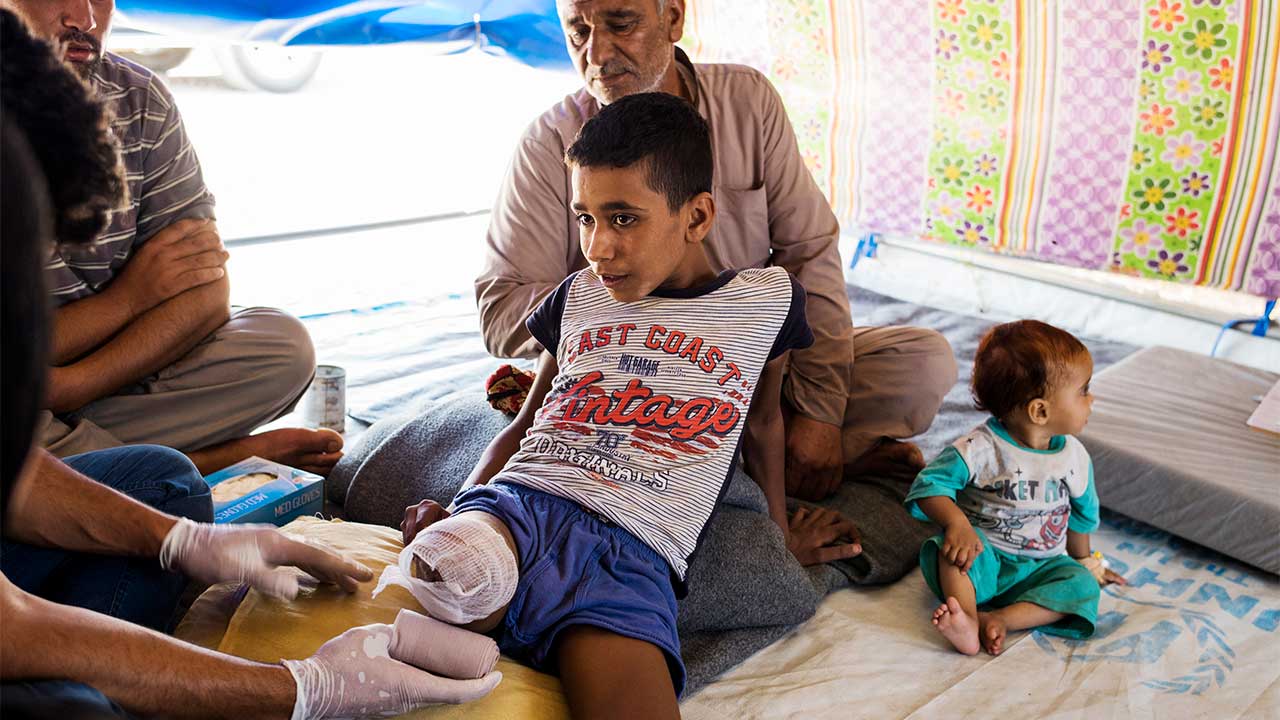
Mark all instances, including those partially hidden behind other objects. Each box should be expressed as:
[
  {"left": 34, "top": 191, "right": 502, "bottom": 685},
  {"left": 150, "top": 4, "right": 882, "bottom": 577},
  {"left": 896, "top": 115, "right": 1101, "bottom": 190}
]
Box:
[
  {"left": 1078, "top": 553, "right": 1127, "bottom": 586},
  {"left": 1102, "top": 568, "right": 1128, "bottom": 586},
  {"left": 941, "top": 522, "right": 983, "bottom": 573}
]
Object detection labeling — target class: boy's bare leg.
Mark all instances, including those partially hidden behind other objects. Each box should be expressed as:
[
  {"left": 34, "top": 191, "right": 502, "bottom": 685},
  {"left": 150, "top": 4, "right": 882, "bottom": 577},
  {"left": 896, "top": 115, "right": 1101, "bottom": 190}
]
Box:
[
  {"left": 557, "top": 625, "right": 679, "bottom": 720},
  {"left": 978, "top": 603, "right": 1064, "bottom": 656},
  {"left": 931, "top": 551, "right": 981, "bottom": 655}
]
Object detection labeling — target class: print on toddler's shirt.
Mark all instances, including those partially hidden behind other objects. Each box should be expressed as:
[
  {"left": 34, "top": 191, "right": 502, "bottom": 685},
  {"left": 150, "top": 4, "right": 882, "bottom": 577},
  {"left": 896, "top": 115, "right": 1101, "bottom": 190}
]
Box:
[
  {"left": 971, "top": 505, "right": 1071, "bottom": 553},
  {"left": 946, "top": 421, "right": 1096, "bottom": 560},
  {"left": 970, "top": 472, "right": 1075, "bottom": 552}
]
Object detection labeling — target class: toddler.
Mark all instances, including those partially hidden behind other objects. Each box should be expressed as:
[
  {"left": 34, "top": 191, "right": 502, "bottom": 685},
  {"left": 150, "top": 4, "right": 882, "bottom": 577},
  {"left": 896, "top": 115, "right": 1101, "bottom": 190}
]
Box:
[{"left": 905, "top": 320, "right": 1125, "bottom": 655}]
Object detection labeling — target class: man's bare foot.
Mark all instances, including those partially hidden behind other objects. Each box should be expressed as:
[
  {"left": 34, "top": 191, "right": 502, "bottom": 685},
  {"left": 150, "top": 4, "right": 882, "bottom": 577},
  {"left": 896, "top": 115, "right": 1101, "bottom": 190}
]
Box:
[
  {"left": 847, "top": 438, "right": 926, "bottom": 480},
  {"left": 932, "top": 596, "right": 980, "bottom": 655},
  {"left": 978, "top": 611, "right": 1008, "bottom": 655},
  {"left": 189, "top": 428, "right": 344, "bottom": 476}
]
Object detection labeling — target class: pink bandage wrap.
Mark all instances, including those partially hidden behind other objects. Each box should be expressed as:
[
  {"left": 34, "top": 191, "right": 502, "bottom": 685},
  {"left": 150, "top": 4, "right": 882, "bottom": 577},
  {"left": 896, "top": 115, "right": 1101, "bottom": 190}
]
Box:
[{"left": 389, "top": 609, "right": 501, "bottom": 680}]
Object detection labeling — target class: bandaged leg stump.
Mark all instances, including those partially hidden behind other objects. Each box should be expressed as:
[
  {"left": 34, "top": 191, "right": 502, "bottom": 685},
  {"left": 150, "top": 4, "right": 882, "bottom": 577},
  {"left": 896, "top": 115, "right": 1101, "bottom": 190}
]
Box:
[{"left": 374, "top": 511, "right": 518, "bottom": 624}]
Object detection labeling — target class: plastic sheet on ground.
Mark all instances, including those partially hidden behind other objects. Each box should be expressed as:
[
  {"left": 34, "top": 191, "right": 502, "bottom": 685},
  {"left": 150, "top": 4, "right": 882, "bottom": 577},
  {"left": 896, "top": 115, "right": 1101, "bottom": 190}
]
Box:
[{"left": 681, "top": 512, "right": 1280, "bottom": 719}]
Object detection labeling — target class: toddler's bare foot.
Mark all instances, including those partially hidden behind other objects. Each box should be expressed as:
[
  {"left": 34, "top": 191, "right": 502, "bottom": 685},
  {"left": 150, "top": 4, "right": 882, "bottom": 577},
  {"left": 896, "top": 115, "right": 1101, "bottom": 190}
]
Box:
[
  {"left": 932, "top": 596, "right": 980, "bottom": 655},
  {"left": 979, "top": 612, "right": 1008, "bottom": 655}
]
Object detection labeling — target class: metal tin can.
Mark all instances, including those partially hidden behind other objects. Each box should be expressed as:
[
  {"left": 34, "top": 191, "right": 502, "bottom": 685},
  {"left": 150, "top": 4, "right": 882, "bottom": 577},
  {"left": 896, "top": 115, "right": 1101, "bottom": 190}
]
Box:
[{"left": 302, "top": 364, "right": 346, "bottom": 433}]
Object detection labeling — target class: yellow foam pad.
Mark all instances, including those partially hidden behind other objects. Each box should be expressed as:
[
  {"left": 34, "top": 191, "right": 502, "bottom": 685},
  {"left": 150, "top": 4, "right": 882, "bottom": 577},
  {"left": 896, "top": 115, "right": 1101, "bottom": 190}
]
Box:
[{"left": 181, "top": 516, "right": 569, "bottom": 719}]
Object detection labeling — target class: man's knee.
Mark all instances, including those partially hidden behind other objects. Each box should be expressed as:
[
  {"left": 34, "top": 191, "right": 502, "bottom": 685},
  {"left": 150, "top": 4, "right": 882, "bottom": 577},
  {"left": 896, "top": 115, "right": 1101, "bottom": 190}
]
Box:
[
  {"left": 226, "top": 307, "right": 316, "bottom": 405},
  {"left": 905, "top": 329, "right": 958, "bottom": 432},
  {"left": 918, "top": 328, "right": 959, "bottom": 392},
  {"left": 91, "top": 445, "right": 212, "bottom": 523},
  {"left": 140, "top": 445, "right": 212, "bottom": 521}
]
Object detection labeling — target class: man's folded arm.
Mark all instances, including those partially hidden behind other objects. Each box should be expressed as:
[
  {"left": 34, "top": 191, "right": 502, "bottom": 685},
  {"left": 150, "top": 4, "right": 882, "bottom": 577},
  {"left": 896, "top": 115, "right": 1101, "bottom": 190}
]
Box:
[
  {"left": 48, "top": 282, "right": 138, "bottom": 364},
  {"left": 45, "top": 275, "right": 229, "bottom": 412}
]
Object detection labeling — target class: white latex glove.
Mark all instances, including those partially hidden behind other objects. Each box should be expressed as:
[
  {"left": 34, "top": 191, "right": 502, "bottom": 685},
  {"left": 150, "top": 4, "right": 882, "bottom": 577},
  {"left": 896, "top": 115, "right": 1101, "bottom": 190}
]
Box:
[
  {"left": 283, "top": 623, "right": 503, "bottom": 719},
  {"left": 159, "top": 518, "right": 372, "bottom": 599}
]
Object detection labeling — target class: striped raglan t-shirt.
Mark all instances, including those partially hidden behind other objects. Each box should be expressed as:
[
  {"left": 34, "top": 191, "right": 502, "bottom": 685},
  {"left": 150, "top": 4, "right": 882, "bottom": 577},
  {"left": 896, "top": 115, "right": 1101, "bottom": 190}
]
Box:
[
  {"left": 494, "top": 266, "right": 813, "bottom": 580},
  {"left": 44, "top": 52, "right": 215, "bottom": 306}
]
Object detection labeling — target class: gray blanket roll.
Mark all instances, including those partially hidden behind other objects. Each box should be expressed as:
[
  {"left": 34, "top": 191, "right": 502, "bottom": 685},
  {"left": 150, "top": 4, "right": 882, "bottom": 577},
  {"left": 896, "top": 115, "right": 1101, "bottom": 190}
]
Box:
[{"left": 330, "top": 392, "right": 934, "bottom": 694}]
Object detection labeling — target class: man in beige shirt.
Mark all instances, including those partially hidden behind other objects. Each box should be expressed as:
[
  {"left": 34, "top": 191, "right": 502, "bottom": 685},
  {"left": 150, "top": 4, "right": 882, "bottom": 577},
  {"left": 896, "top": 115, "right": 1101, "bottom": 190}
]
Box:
[{"left": 476, "top": 0, "right": 957, "bottom": 501}]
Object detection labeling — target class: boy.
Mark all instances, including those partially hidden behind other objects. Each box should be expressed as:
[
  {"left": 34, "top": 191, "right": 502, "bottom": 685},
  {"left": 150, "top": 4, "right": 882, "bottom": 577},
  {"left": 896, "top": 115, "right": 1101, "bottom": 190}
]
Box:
[{"left": 396, "top": 92, "right": 855, "bottom": 718}]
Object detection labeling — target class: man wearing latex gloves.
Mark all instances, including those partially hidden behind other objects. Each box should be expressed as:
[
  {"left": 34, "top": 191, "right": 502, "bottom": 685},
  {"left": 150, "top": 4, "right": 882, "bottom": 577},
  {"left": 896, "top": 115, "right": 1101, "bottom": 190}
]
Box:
[
  {"left": 476, "top": 0, "right": 958, "bottom": 502},
  {"left": 0, "top": 10, "right": 501, "bottom": 717},
  {"left": 0, "top": 450, "right": 502, "bottom": 718}
]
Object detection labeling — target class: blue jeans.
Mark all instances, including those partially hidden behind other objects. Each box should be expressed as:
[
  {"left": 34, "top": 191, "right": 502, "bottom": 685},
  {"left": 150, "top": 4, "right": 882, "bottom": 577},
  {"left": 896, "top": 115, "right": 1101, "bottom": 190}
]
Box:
[
  {"left": 0, "top": 679, "right": 131, "bottom": 719},
  {"left": 1, "top": 446, "right": 210, "bottom": 719},
  {"left": 0, "top": 445, "right": 211, "bottom": 631}
]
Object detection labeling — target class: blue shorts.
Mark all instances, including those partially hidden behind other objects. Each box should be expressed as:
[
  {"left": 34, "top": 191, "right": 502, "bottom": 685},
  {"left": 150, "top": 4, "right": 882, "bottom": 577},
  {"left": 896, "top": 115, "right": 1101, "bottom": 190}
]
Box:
[{"left": 452, "top": 482, "right": 686, "bottom": 695}]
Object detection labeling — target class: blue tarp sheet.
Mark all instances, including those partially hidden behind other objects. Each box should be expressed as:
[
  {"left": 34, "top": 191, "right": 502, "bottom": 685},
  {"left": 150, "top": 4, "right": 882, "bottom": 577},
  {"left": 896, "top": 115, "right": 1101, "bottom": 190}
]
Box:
[{"left": 117, "top": 1, "right": 570, "bottom": 68}]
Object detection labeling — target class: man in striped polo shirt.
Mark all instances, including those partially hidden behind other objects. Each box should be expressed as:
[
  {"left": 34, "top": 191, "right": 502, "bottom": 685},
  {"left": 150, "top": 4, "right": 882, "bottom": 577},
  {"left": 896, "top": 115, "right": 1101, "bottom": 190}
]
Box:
[{"left": 11, "top": 0, "right": 342, "bottom": 475}]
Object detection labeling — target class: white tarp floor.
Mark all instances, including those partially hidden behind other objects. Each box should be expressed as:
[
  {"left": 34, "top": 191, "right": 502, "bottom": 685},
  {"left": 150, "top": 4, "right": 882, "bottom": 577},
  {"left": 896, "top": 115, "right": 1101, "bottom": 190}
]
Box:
[
  {"left": 233, "top": 225, "right": 1277, "bottom": 718},
  {"left": 681, "top": 513, "right": 1280, "bottom": 719}
]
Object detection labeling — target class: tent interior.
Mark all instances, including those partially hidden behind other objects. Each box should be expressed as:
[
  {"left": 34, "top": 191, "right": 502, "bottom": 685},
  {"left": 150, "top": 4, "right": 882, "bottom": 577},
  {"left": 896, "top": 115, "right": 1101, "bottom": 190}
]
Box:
[{"left": 21, "top": 0, "right": 1280, "bottom": 717}]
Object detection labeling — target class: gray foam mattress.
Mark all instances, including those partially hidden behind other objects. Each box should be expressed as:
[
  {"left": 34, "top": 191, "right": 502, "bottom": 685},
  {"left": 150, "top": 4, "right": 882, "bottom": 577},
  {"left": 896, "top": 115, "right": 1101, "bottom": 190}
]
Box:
[{"left": 1079, "top": 346, "right": 1280, "bottom": 574}]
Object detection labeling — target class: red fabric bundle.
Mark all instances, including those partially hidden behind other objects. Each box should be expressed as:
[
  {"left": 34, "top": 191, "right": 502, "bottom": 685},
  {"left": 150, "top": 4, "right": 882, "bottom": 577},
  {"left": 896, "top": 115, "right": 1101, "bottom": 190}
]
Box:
[{"left": 484, "top": 364, "right": 536, "bottom": 415}]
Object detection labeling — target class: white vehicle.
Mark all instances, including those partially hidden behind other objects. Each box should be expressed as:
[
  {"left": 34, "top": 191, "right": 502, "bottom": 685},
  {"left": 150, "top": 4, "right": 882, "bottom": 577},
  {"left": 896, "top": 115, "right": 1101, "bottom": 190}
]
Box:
[{"left": 111, "top": 13, "right": 323, "bottom": 93}]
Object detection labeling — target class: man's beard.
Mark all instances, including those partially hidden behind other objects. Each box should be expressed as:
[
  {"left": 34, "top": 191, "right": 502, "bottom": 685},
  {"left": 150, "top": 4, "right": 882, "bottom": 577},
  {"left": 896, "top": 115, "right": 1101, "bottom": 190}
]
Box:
[
  {"left": 59, "top": 29, "right": 103, "bottom": 78},
  {"left": 634, "top": 51, "right": 675, "bottom": 95},
  {"left": 591, "top": 51, "right": 672, "bottom": 105},
  {"left": 636, "top": 51, "right": 672, "bottom": 94}
]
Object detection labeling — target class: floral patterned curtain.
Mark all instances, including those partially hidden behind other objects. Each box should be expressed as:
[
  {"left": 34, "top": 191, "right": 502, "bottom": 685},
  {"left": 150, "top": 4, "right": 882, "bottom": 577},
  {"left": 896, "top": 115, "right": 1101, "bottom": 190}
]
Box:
[{"left": 683, "top": 0, "right": 1279, "bottom": 298}]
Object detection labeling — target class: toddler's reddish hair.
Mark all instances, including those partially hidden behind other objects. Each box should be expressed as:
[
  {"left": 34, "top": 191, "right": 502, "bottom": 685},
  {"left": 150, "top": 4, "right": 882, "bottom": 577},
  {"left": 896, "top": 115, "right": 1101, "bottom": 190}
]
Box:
[{"left": 971, "top": 320, "right": 1089, "bottom": 420}]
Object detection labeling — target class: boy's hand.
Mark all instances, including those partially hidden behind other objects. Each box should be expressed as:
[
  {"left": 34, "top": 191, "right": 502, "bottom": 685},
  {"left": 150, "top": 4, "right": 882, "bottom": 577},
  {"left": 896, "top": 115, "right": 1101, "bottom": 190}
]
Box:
[
  {"left": 786, "top": 506, "right": 862, "bottom": 566},
  {"left": 941, "top": 522, "right": 983, "bottom": 573},
  {"left": 401, "top": 500, "right": 451, "bottom": 545}
]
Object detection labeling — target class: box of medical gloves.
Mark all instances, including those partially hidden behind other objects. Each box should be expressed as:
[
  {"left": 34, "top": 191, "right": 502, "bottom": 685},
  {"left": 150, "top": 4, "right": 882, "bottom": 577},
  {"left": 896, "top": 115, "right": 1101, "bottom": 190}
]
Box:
[{"left": 205, "top": 457, "right": 324, "bottom": 526}]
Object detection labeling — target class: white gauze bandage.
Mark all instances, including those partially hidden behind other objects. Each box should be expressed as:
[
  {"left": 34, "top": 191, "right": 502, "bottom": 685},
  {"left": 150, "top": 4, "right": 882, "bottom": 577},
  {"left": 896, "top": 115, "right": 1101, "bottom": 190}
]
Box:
[{"left": 374, "top": 511, "right": 517, "bottom": 624}]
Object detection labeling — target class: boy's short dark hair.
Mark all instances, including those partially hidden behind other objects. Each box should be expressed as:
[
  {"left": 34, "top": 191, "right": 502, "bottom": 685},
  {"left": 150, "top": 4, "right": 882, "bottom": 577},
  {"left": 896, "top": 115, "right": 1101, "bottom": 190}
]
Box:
[
  {"left": 971, "top": 320, "right": 1090, "bottom": 420},
  {"left": 1, "top": 8, "right": 126, "bottom": 245},
  {"left": 565, "top": 92, "right": 712, "bottom": 212}
]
